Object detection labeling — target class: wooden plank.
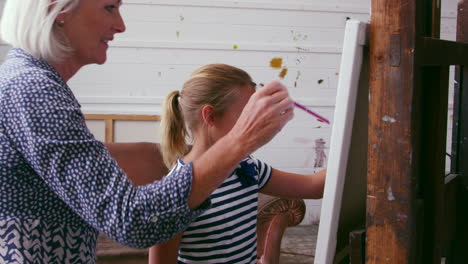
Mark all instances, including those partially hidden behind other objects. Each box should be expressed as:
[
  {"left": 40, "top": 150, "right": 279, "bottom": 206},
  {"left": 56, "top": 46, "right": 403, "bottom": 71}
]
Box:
[
  {"left": 105, "top": 119, "right": 114, "bottom": 143},
  {"left": 84, "top": 114, "right": 161, "bottom": 143},
  {"left": 366, "top": 0, "right": 418, "bottom": 263},
  {"left": 349, "top": 229, "right": 366, "bottom": 264},
  {"left": 416, "top": 6, "right": 448, "bottom": 262},
  {"left": 431, "top": 0, "right": 440, "bottom": 38},
  {"left": 453, "top": 67, "right": 468, "bottom": 185},
  {"left": 457, "top": 0, "right": 468, "bottom": 43},
  {"left": 441, "top": 178, "right": 460, "bottom": 261},
  {"left": 419, "top": 66, "right": 449, "bottom": 264},
  {"left": 84, "top": 114, "right": 161, "bottom": 121},
  {"left": 453, "top": 0, "right": 468, "bottom": 185},
  {"left": 417, "top": 38, "right": 468, "bottom": 66},
  {"left": 450, "top": 1, "right": 468, "bottom": 261}
]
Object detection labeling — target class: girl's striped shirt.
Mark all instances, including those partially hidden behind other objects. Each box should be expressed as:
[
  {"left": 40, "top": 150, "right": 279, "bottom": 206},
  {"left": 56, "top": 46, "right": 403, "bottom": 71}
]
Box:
[{"left": 175, "top": 156, "right": 272, "bottom": 263}]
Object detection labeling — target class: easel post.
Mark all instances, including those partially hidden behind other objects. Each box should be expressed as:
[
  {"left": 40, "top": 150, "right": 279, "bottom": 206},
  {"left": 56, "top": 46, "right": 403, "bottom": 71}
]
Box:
[
  {"left": 367, "top": 0, "right": 420, "bottom": 262},
  {"left": 367, "top": 0, "right": 468, "bottom": 263}
]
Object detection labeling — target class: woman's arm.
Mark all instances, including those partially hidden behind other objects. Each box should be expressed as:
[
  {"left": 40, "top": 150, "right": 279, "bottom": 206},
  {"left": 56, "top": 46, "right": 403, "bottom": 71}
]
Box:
[
  {"left": 148, "top": 233, "right": 182, "bottom": 264},
  {"left": 6, "top": 72, "right": 292, "bottom": 247},
  {"left": 260, "top": 168, "right": 326, "bottom": 199}
]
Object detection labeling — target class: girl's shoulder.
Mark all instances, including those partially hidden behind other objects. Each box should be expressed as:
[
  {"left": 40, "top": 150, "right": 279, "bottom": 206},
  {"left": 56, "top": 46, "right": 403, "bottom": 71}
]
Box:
[{"left": 245, "top": 155, "right": 270, "bottom": 169}]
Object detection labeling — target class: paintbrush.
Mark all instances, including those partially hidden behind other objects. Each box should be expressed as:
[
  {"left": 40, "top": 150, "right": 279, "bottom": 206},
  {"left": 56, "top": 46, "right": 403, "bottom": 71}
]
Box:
[
  {"left": 259, "top": 82, "right": 330, "bottom": 124},
  {"left": 293, "top": 101, "right": 330, "bottom": 124}
]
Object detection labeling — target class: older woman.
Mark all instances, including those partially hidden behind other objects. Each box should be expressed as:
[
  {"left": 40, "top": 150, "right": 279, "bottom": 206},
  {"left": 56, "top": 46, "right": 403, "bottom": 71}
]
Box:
[{"left": 0, "top": 0, "right": 294, "bottom": 263}]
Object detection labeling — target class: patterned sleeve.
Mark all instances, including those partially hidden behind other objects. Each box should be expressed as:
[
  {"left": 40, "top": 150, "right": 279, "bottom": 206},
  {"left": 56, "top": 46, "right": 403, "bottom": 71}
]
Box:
[
  {"left": 3, "top": 73, "right": 210, "bottom": 248},
  {"left": 250, "top": 156, "right": 273, "bottom": 189}
]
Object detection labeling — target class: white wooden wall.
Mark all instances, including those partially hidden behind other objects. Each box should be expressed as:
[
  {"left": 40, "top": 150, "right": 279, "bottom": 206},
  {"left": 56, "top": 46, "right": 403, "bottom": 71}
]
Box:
[{"left": 0, "top": 0, "right": 458, "bottom": 224}]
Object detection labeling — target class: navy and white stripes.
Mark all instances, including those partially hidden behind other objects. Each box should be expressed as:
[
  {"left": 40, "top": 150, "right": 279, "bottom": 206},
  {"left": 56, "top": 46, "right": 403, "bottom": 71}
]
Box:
[{"left": 176, "top": 157, "right": 272, "bottom": 263}]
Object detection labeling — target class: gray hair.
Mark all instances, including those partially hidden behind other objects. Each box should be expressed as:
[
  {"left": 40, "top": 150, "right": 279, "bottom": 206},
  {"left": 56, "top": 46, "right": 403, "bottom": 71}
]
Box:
[{"left": 0, "top": 0, "right": 79, "bottom": 63}]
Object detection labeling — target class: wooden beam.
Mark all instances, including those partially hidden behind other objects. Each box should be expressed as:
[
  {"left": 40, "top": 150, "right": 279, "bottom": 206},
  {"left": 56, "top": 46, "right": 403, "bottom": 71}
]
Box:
[
  {"left": 430, "top": 0, "right": 441, "bottom": 38},
  {"left": 450, "top": 1, "right": 468, "bottom": 260},
  {"left": 452, "top": 0, "right": 468, "bottom": 183},
  {"left": 417, "top": 37, "right": 468, "bottom": 66},
  {"left": 105, "top": 119, "right": 114, "bottom": 143},
  {"left": 366, "top": 0, "right": 419, "bottom": 263},
  {"left": 84, "top": 114, "right": 161, "bottom": 143},
  {"left": 367, "top": 0, "right": 468, "bottom": 262},
  {"left": 84, "top": 114, "right": 161, "bottom": 121},
  {"left": 418, "top": 13, "right": 449, "bottom": 261},
  {"left": 457, "top": 0, "right": 468, "bottom": 43},
  {"left": 349, "top": 229, "right": 366, "bottom": 264},
  {"left": 419, "top": 65, "right": 449, "bottom": 264}
]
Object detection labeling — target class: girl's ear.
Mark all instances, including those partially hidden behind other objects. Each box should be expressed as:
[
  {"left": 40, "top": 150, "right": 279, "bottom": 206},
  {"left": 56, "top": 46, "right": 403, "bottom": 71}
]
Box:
[{"left": 201, "top": 105, "right": 215, "bottom": 126}]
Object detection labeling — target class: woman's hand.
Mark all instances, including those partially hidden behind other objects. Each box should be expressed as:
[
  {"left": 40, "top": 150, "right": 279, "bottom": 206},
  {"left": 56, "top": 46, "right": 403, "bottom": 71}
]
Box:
[{"left": 227, "top": 80, "right": 294, "bottom": 157}]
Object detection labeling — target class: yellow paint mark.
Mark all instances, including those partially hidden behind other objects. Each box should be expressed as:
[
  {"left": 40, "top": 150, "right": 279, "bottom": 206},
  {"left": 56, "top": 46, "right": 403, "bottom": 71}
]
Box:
[
  {"left": 269, "top": 57, "right": 283, "bottom": 69},
  {"left": 278, "top": 67, "right": 288, "bottom": 79}
]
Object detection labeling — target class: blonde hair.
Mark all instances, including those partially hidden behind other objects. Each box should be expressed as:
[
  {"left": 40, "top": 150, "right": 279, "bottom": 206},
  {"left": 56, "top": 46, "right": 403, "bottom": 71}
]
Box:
[
  {"left": 0, "top": 0, "right": 79, "bottom": 63},
  {"left": 160, "top": 64, "right": 255, "bottom": 168}
]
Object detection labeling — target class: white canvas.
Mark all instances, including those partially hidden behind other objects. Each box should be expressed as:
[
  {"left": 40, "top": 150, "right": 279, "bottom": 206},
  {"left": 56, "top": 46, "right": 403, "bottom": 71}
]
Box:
[{"left": 314, "top": 20, "right": 369, "bottom": 264}]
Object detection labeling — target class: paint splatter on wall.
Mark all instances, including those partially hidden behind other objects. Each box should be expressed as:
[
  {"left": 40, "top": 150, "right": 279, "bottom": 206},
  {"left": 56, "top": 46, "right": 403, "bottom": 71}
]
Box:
[
  {"left": 278, "top": 68, "right": 288, "bottom": 79},
  {"left": 294, "top": 71, "right": 301, "bottom": 87},
  {"left": 290, "top": 30, "right": 309, "bottom": 41},
  {"left": 270, "top": 57, "right": 283, "bottom": 69},
  {"left": 314, "top": 138, "right": 327, "bottom": 168},
  {"left": 269, "top": 57, "right": 288, "bottom": 79}
]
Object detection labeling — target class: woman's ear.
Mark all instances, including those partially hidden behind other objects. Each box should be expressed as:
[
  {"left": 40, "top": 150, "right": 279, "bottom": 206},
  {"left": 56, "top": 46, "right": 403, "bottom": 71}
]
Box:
[
  {"left": 201, "top": 105, "right": 215, "bottom": 126},
  {"left": 55, "top": 13, "right": 68, "bottom": 27},
  {"left": 55, "top": 5, "right": 73, "bottom": 27}
]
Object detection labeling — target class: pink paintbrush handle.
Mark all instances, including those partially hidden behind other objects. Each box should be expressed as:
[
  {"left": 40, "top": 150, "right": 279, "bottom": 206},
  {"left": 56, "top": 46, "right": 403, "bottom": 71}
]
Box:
[
  {"left": 293, "top": 101, "right": 330, "bottom": 124},
  {"left": 259, "top": 83, "right": 329, "bottom": 124}
]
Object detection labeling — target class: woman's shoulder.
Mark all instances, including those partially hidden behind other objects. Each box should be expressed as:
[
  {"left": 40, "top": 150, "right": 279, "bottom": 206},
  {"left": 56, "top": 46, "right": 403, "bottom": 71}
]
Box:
[{"left": 0, "top": 48, "right": 64, "bottom": 91}]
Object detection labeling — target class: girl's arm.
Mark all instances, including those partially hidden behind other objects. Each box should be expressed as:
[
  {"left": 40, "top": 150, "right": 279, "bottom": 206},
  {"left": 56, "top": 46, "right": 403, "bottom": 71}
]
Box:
[
  {"left": 148, "top": 233, "right": 183, "bottom": 264},
  {"left": 260, "top": 168, "right": 326, "bottom": 199}
]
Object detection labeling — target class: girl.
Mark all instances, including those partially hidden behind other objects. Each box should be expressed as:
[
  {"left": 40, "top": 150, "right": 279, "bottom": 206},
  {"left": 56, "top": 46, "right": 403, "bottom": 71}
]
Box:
[{"left": 151, "top": 64, "right": 326, "bottom": 263}]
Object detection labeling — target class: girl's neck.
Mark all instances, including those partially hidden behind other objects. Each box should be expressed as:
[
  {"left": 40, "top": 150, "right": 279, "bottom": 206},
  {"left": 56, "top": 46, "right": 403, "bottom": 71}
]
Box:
[{"left": 183, "top": 135, "right": 213, "bottom": 163}]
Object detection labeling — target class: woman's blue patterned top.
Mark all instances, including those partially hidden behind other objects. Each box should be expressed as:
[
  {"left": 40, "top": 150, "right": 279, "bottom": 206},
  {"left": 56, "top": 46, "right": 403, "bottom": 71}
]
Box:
[{"left": 0, "top": 48, "right": 210, "bottom": 263}]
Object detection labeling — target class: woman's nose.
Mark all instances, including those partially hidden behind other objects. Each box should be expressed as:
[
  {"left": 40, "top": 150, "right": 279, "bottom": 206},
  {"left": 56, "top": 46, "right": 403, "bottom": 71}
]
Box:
[{"left": 114, "top": 10, "right": 126, "bottom": 33}]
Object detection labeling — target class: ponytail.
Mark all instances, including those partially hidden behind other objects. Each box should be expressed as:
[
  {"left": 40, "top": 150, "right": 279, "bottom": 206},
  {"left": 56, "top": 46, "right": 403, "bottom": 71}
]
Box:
[{"left": 160, "top": 90, "right": 188, "bottom": 168}]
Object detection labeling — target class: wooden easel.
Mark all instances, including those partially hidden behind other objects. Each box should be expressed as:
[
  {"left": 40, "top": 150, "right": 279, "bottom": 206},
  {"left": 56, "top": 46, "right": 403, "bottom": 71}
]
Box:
[
  {"left": 84, "top": 114, "right": 160, "bottom": 143},
  {"left": 366, "top": 0, "right": 468, "bottom": 263}
]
